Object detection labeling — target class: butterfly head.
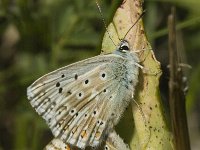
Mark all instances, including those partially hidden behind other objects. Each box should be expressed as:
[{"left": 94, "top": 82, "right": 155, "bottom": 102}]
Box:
[
  {"left": 118, "top": 40, "right": 130, "bottom": 53},
  {"left": 114, "top": 40, "right": 139, "bottom": 63}
]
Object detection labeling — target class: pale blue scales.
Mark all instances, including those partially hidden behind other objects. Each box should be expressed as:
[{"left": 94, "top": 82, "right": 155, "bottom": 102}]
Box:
[{"left": 27, "top": 40, "right": 140, "bottom": 150}]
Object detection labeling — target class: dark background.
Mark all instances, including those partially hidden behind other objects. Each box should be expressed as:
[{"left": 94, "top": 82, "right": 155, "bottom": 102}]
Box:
[{"left": 0, "top": 0, "right": 199, "bottom": 149}]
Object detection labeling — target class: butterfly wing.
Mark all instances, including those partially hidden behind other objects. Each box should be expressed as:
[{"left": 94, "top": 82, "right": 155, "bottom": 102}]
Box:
[
  {"left": 45, "top": 138, "right": 71, "bottom": 150},
  {"left": 45, "top": 130, "right": 130, "bottom": 150},
  {"left": 27, "top": 54, "right": 132, "bottom": 149}
]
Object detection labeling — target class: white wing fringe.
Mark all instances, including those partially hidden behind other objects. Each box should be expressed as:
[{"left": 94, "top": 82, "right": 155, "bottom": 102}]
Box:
[
  {"left": 44, "top": 138, "right": 71, "bottom": 150},
  {"left": 45, "top": 130, "right": 130, "bottom": 150}
]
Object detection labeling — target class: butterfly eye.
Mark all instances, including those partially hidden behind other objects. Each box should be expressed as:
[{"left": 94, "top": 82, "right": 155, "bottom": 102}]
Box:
[
  {"left": 122, "top": 45, "right": 129, "bottom": 51},
  {"left": 123, "top": 45, "right": 129, "bottom": 50},
  {"left": 120, "top": 45, "right": 129, "bottom": 51},
  {"left": 118, "top": 40, "right": 130, "bottom": 52}
]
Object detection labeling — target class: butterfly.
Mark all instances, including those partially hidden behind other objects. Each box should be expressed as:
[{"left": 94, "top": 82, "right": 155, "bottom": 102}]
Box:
[{"left": 27, "top": 39, "right": 143, "bottom": 150}]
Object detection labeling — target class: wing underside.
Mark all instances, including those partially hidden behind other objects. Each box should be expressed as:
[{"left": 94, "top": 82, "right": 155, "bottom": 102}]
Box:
[{"left": 27, "top": 54, "right": 127, "bottom": 149}]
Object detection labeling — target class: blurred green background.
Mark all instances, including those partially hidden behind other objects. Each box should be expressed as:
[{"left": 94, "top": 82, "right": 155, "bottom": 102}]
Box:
[{"left": 0, "top": 0, "right": 199, "bottom": 150}]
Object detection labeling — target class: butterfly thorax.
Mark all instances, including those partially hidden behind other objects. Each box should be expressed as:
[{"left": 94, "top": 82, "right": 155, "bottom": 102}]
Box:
[{"left": 108, "top": 42, "right": 139, "bottom": 125}]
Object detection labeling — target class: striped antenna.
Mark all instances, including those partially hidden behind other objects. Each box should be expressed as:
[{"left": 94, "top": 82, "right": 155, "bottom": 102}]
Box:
[
  {"left": 96, "top": 1, "right": 117, "bottom": 46},
  {"left": 123, "top": 11, "right": 145, "bottom": 39}
]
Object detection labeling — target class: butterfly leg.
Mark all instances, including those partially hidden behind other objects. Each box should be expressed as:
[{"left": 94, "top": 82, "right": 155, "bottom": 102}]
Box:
[
  {"left": 104, "top": 130, "right": 130, "bottom": 150},
  {"left": 134, "top": 62, "right": 161, "bottom": 76}
]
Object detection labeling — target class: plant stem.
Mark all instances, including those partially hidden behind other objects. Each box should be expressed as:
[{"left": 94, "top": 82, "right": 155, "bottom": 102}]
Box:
[{"left": 168, "top": 7, "right": 191, "bottom": 150}]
